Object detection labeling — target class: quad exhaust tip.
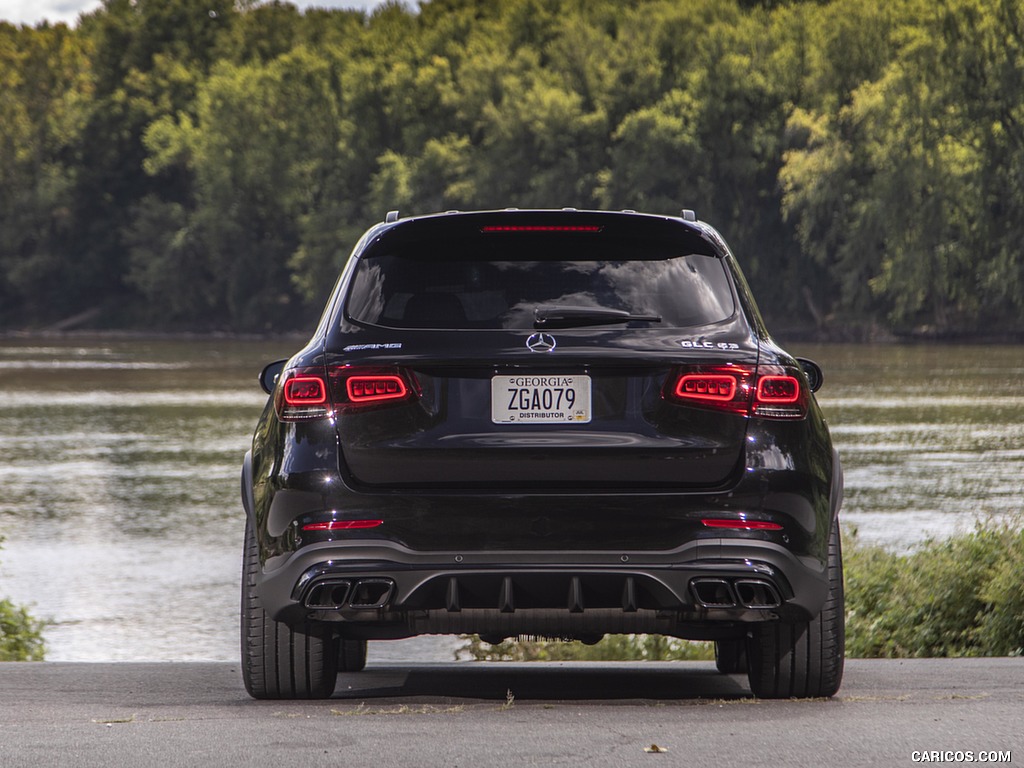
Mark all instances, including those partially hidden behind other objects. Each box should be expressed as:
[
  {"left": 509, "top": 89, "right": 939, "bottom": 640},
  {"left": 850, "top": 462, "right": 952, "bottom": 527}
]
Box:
[
  {"left": 304, "top": 578, "right": 394, "bottom": 610},
  {"left": 690, "top": 577, "right": 781, "bottom": 609}
]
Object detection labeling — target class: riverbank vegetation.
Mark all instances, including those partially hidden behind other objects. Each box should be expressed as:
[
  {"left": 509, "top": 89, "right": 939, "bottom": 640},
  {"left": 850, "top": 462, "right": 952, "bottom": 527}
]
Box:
[
  {"left": 845, "top": 523, "right": 1024, "bottom": 658},
  {"left": 3, "top": 0, "right": 1024, "bottom": 336},
  {"left": 462, "top": 523, "right": 1024, "bottom": 661},
  {"left": 0, "top": 599, "right": 45, "bottom": 661},
  {"left": 0, "top": 537, "right": 45, "bottom": 661}
]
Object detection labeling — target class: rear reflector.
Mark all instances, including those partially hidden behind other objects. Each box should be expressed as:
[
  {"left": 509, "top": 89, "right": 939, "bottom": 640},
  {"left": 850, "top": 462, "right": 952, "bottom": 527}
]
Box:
[
  {"left": 702, "top": 518, "right": 783, "bottom": 531},
  {"left": 480, "top": 225, "right": 602, "bottom": 233},
  {"left": 302, "top": 520, "right": 383, "bottom": 531}
]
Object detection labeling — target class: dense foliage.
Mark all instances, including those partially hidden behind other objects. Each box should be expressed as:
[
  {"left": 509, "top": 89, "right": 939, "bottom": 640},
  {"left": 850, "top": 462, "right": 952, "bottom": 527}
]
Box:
[
  {"left": 0, "top": 599, "right": 45, "bottom": 661},
  {"left": 0, "top": 536, "right": 45, "bottom": 661},
  {"left": 2, "top": 0, "right": 1024, "bottom": 335},
  {"left": 845, "top": 524, "right": 1024, "bottom": 658}
]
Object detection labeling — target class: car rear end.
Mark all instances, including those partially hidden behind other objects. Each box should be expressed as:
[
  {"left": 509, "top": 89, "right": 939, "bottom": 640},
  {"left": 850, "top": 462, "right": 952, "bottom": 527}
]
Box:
[{"left": 242, "top": 209, "right": 843, "bottom": 699}]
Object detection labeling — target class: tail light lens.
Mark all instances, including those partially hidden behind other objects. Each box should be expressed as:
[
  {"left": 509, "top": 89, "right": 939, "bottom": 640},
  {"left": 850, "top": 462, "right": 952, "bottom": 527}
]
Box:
[
  {"left": 753, "top": 373, "right": 805, "bottom": 418},
  {"left": 346, "top": 375, "right": 409, "bottom": 403},
  {"left": 667, "top": 364, "right": 756, "bottom": 415},
  {"left": 275, "top": 365, "right": 418, "bottom": 421},
  {"left": 666, "top": 364, "right": 807, "bottom": 419},
  {"left": 276, "top": 366, "right": 333, "bottom": 421},
  {"left": 331, "top": 367, "right": 418, "bottom": 411}
]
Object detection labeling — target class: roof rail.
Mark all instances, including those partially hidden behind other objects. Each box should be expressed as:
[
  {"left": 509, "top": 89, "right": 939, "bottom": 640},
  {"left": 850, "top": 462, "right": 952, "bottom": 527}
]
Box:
[
  {"left": 680, "top": 209, "right": 696, "bottom": 222},
  {"left": 385, "top": 210, "right": 400, "bottom": 223}
]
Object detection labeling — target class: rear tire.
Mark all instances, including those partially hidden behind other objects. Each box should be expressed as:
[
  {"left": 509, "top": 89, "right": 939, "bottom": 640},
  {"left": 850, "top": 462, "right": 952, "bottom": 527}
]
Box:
[
  {"left": 746, "top": 523, "right": 845, "bottom": 698},
  {"left": 241, "top": 517, "right": 339, "bottom": 699},
  {"left": 339, "top": 638, "right": 368, "bottom": 672},
  {"left": 714, "top": 638, "right": 748, "bottom": 674}
]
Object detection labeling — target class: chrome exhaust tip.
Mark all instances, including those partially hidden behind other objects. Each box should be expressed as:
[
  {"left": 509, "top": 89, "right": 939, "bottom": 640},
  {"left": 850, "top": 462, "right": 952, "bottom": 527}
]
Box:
[
  {"left": 734, "top": 579, "right": 782, "bottom": 609},
  {"left": 303, "top": 579, "right": 352, "bottom": 610},
  {"left": 348, "top": 578, "right": 395, "bottom": 609},
  {"left": 690, "top": 578, "right": 738, "bottom": 608},
  {"left": 690, "top": 577, "right": 782, "bottom": 609}
]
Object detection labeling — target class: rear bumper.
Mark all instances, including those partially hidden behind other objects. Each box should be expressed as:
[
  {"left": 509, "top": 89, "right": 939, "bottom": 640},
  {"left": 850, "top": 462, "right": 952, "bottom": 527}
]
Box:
[
  {"left": 256, "top": 536, "right": 828, "bottom": 640},
  {"left": 242, "top": 429, "right": 842, "bottom": 640}
]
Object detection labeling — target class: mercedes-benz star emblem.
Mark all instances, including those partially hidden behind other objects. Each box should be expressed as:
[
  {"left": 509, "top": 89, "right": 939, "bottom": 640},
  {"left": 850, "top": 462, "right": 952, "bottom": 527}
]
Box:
[{"left": 526, "top": 332, "right": 557, "bottom": 353}]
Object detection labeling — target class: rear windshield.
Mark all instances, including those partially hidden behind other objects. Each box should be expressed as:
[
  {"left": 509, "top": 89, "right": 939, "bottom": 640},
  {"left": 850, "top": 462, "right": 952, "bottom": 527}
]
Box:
[{"left": 344, "top": 237, "right": 735, "bottom": 330}]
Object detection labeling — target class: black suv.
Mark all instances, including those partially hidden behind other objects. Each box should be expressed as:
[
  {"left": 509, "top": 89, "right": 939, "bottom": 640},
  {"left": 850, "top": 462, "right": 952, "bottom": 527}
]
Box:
[{"left": 240, "top": 209, "right": 844, "bottom": 699}]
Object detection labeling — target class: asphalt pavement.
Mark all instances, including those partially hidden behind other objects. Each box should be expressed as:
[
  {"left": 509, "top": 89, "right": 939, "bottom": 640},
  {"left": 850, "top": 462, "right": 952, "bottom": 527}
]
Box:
[{"left": 0, "top": 658, "right": 1020, "bottom": 767}]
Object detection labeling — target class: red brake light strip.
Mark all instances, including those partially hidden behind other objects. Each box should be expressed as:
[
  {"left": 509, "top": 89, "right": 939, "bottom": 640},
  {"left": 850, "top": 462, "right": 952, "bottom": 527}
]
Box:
[{"left": 480, "top": 225, "right": 602, "bottom": 233}]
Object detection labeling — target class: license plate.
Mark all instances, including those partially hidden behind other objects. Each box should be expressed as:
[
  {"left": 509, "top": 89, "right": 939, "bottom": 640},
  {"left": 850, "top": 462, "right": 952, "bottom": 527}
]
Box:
[{"left": 491, "top": 375, "right": 591, "bottom": 424}]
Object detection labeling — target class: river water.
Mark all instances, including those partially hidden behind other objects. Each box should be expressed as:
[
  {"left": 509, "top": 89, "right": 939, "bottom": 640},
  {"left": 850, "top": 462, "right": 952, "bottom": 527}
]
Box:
[{"left": 0, "top": 338, "right": 1021, "bottom": 661}]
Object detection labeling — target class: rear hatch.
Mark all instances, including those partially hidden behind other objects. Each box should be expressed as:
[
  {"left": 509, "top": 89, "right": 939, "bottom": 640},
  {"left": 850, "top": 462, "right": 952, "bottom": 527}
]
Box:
[{"left": 328, "top": 211, "right": 758, "bottom": 492}]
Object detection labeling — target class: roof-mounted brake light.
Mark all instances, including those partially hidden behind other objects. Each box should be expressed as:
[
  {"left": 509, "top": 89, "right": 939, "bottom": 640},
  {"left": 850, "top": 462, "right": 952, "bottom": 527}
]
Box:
[{"left": 480, "top": 225, "right": 603, "bottom": 233}]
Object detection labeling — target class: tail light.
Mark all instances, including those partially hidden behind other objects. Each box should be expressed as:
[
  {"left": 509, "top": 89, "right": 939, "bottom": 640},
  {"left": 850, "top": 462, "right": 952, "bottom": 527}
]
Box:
[
  {"left": 275, "top": 365, "right": 418, "bottom": 421},
  {"left": 346, "top": 375, "right": 409, "bottom": 403},
  {"left": 276, "top": 366, "right": 333, "bottom": 421},
  {"left": 752, "top": 372, "right": 805, "bottom": 418},
  {"left": 666, "top": 363, "right": 807, "bottom": 419},
  {"left": 331, "top": 367, "right": 418, "bottom": 411},
  {"left": 667, "top": 364, "right": 756, "bottom": 415}
]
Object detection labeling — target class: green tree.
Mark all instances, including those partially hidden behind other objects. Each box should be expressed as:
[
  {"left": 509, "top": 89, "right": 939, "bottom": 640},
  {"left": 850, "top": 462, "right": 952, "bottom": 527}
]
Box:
[
  {"left": 781, "top": 0, "right": 1023, "bottom": 333},
  {"left": 0, "top": 22, "right": 90, "bottom": 326},
  {"left": 4, "top": 0, "right": 1024, "bottom": 335},
  {"left": 143, "top": 47, "right": 357, "bottom": 327},
  {"left": 62, "top": 0, "right": 235, "bottom": 326}
]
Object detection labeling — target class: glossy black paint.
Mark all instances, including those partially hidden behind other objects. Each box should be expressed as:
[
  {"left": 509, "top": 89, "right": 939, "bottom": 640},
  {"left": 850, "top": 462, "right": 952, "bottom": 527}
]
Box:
[{"left": 241, "top": 209, "right": 841, "bottom": 644}]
